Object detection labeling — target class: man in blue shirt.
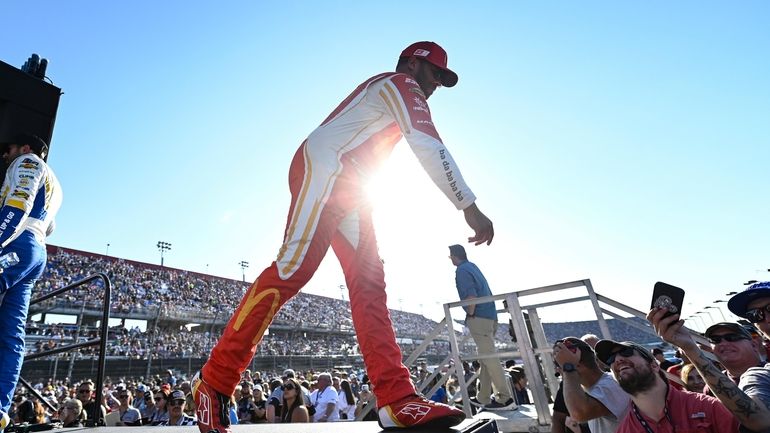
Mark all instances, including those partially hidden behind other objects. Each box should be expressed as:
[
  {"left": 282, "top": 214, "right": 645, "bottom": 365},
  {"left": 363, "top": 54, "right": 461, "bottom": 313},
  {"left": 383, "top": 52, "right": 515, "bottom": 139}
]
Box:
[{"left": 449, "top": 244, "right": 515, "bottom": 411}]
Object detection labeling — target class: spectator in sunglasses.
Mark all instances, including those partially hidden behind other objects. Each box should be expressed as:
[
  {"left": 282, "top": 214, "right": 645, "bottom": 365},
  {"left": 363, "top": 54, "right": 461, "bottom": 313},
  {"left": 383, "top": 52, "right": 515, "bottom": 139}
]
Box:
[
  {"left": 729, "top": 281, "right": 770, "bottom": 342},
  {"left": 595, "top": 339, "right": 739, "bottom": 433},
  {"left": 76, "top": 380, "right": 106, "bottom": 426},
  {"left": 149, "top": 390, "right": 169, "bottom": 425},
  {"left": 157, "top": 390, "right": 196, "bottom": 426},
  {"left": 649, "top": 304, "right": 770, "bottom": 433},
  {"left": 115, "top": 390, "right": 141, "bottom": 426},
  {"left": 552, "top": 337, "right": 630, "bottom": 433},
  {"left": 280, "top": 379, "right": 309, "bottom": 423},
  {"left": 702, "top": 323, "right": 764, "bottom": 394}
]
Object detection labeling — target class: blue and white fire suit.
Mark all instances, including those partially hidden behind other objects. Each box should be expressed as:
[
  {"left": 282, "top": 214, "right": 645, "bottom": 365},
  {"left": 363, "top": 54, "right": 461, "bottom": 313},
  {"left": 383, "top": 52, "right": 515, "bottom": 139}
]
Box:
[{"left": 0, "top": 152, "right": 62, "bottom": 413}]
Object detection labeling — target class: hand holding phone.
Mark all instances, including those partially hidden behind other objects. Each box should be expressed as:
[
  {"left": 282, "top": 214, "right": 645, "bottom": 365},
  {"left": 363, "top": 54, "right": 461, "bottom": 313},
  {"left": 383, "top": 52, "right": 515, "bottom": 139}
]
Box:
[{"left": 651, "top": 282, "right": 685, "bottom": 318}]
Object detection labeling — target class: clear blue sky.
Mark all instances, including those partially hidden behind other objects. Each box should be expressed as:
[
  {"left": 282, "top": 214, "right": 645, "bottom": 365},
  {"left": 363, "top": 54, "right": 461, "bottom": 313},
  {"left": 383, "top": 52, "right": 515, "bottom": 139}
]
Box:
[{"left": 4, "top": 1, "right": 769, "bottom": 327}]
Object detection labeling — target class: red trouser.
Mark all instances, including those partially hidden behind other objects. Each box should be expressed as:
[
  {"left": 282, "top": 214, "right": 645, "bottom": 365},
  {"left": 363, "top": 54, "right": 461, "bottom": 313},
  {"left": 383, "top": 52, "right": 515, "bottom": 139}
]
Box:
[{"left": 202, "top": 143, "right": 415, "bottom": 406}]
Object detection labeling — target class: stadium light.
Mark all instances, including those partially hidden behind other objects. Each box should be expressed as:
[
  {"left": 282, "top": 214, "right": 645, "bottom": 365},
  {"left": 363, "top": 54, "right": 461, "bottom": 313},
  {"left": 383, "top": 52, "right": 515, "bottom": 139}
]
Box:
[
  {"left": 726, "top": 291, "right": 738, "bottom": 296},
  {"left": 239, "top": 261, "right": 249, "bottom": 282},
  {"left": 157, "top": 241, "right": 171, "bottom": 267},
  {"left": 704, "top": 306, "right": 726, "bottom": 321},
  {"left": 744, "top": 280, "right": 758, "bottom": 285},
  {"left": 696, "top": 310, "right": 715, "bottom": 325},
  {"left": 685, "top": 314, "right": 706, "bottom": 331},
  {"left": 106, "top": 243, "right": 110, "bottom": 256},
  {"left": 339, "top": 284, "right": 346, "bottom": 302}
]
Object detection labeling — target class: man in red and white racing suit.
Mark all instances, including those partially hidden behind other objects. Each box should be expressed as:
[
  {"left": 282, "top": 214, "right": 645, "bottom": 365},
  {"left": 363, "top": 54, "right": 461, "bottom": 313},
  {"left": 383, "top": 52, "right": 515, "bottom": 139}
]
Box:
[{"left": 194, "top": 41, "right": 495, "bottom": 431}]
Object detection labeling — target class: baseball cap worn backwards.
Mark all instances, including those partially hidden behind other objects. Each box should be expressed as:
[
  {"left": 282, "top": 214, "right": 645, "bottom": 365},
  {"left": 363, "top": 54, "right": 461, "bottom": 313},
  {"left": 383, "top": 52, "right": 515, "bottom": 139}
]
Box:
[{"left": 400, "top": 41, "right": 458, "bottom": 88}]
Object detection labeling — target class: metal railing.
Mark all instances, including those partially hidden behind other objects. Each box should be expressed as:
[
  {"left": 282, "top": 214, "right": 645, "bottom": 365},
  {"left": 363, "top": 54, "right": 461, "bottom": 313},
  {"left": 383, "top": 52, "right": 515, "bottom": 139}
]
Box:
[
  {"left": 23, "top": 273, "right": 111, "bottom": 426},
  {"left": 404, "top": 278, "right": 711, "bottom": 431}
]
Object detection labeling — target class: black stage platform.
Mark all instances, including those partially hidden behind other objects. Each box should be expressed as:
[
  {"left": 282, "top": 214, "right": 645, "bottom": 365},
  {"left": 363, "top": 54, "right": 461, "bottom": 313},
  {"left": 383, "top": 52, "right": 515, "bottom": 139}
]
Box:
[{"left": 46, "top": 405, "right": 546, "bottom": 433}]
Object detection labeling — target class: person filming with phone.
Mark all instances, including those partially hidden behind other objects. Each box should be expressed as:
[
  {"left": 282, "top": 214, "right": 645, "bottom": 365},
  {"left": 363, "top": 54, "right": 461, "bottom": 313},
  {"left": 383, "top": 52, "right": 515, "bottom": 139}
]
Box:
[{"left": 648, "top": 280, "right": 770, "bottom": 433}]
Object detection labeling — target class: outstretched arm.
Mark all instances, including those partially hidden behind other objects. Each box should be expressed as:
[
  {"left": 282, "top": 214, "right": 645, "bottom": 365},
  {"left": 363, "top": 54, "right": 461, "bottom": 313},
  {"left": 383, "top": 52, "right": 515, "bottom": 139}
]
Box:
[{"left": 647, "top": 308, "right": 770, "bottom": 431}]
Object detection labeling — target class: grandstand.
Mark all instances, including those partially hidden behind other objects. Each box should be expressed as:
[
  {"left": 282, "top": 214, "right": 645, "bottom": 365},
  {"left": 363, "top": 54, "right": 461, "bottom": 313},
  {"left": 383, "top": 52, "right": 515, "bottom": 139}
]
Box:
[{"left": 22, "top": 245, "right": 663, "bottom": 384}]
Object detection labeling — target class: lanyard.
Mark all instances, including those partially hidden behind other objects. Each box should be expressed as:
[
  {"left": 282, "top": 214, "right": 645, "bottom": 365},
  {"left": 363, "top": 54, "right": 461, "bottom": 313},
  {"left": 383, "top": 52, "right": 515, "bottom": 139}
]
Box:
[{"left": 631, "top": 396, "right": 675, "bottom": 433}]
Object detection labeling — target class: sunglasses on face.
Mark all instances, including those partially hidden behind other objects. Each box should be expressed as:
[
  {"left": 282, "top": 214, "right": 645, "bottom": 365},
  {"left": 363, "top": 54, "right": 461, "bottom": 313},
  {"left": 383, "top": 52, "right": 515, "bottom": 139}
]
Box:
[
  {"left": 169, "top": 400, "right": 185, "bottom": 407},
  {"left": 606, "top": 347, "right": 636, "bottom": 365},
  {"left": 746, "top": 304, "right": 770, "bottom": 323},
  {"left": 78, "top": 390, "right": 91, "bottom": 394},
  {"left": 281, "top": 384, "right": 295, "bottom": 391},
  {"left": 708, "top": 333, "right": 750, "bottom": 345}
]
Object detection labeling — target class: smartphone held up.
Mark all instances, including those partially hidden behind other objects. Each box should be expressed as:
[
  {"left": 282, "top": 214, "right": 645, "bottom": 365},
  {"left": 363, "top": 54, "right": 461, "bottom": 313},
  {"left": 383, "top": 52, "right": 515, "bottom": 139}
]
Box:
[{"left": 651, "top": 282, "right": 685, "bottom": 319}]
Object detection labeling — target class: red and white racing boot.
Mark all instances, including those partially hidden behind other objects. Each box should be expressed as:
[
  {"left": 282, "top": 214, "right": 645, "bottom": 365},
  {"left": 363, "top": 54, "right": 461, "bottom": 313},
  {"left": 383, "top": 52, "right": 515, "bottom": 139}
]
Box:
[
  {"left": 192, "top": 372, "right": 232, "bottom": 433},
  {"left": 378, "top": 394, "right": 466, "bottom": 430}
]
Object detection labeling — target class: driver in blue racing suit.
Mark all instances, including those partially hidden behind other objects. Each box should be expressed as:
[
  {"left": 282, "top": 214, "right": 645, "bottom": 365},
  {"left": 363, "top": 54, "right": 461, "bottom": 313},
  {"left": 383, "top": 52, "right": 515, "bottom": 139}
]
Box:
[{"left": 0, "top": 134, "right": 62, "bottom": 431}]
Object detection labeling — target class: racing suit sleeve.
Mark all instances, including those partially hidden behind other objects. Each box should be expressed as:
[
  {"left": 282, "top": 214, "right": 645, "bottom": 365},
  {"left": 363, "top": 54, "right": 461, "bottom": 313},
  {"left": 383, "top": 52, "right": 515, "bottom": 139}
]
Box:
[
  {"left": 376, "top": 73, "right": 477, "bottom": 210},
  {"left": 0, "top": 156, "right": 44, "bottom": 247}
]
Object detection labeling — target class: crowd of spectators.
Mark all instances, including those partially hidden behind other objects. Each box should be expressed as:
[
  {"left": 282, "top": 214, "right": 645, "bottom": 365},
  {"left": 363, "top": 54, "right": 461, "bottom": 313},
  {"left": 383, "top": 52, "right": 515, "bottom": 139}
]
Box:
[
  {"left": 24, "top": 321, "right": 452, "bottom": 360},
  {"left": 8, "top": 367, "right": 392, "bottom": 427},
  {"left": 21, "top": 247, "right": 770, "bottom": 432},
  {"left": 33, "top": 247, "right": 449, "bottom": 338},
  {"left": 27, "top": 247, "right": 664, "bottom": 365}
]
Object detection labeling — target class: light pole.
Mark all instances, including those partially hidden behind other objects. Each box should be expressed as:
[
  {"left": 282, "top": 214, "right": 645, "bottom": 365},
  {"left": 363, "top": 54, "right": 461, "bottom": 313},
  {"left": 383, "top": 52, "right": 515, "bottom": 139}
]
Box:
[
  {"left": 684, "top": 316, "right": 702, "bottom": 332},
  {"left": 157, "top": 241, "right": 171, "bottom": 267},
  {"left": 697, "top": 310, "right": 716, "bottom": 325},
  {"left": 704, "top": 305, "right": 726, "bottom": 321},
  {"left": 106, "top": 243, "right": 110, "bottom": 256},
  {"left": 339, "top": 285, "right": 346, "bottom": 302},
  {"left": 689, "top": 314, "right": 706, "bottom": 330},
  {"left": 713, "top": 300, "right": 732, "bottom": 320},
  {"left": 239, "top": 261, "right": 249, "bottom": 282}
]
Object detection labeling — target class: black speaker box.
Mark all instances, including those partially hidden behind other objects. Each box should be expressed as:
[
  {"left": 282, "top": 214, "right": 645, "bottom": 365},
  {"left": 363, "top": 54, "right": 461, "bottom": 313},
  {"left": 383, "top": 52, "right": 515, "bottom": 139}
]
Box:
[{"left": 0, "top": 59, "right": 61, "bottom": 157}]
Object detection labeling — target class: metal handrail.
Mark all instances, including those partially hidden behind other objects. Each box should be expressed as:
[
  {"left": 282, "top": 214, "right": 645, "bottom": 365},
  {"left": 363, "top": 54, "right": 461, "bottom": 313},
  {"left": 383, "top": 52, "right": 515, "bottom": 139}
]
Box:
[{"left": 24, "top": 273, "right": 111, "bottom": 426}]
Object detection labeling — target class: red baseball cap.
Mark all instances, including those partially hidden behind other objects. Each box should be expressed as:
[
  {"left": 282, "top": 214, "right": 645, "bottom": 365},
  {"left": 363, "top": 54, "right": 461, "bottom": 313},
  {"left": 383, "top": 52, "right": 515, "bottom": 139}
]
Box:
[{"left": 399, "top": 41, "right": 458, "bottom": 88}]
